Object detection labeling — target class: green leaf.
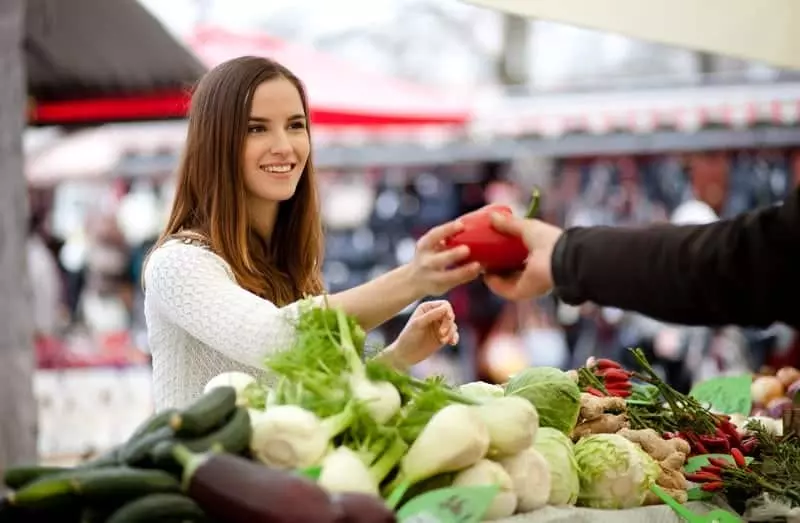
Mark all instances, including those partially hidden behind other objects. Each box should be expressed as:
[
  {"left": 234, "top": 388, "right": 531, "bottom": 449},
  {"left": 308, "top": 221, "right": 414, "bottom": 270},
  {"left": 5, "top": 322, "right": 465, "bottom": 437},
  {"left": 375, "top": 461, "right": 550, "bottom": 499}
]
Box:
[{"left": 689, "top": 374, "right": 752, "bottom": 415}]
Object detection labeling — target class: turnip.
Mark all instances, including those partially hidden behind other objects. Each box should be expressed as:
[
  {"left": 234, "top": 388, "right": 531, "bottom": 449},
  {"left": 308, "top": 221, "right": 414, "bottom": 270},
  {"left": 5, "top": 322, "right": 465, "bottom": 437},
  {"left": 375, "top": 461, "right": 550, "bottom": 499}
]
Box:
[
  {"left": 318, "top": 447, "right": 380, "bottom": 496},
  {"left": 385, "top": 404, "right": 490, "bottom": 508},
  {"left": 249, "top": 404, "right": 355, "bottom": 470},
  {"left": 204, "top": 371, "right": 260, "bottom": 407},
  {"left": 473, "top": 396, "right": 539, "bottom": 457},
  {"left": 499, "top": 448, "right": 551, "bottom": 512},
  {"left": 451, "top": 459, "right": 517, "bottom": 520}
]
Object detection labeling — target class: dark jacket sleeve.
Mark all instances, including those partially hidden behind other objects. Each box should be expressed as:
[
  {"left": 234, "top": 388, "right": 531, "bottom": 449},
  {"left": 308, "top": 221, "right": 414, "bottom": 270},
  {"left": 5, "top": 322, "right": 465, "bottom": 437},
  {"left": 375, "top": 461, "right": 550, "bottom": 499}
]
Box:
[{"left": 551, "top": 186, "right": 800, "bottom": 329}]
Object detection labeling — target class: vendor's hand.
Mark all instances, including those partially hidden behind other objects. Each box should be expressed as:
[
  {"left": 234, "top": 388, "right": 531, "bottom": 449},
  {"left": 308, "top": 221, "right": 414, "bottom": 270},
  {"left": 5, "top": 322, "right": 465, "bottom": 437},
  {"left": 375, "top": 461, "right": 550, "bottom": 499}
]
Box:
[
  {"left": 380, "top": 300, "right": 459, "bottom": 370},
  {"left": 483, "top": 213, "right": 564, "bottom": 301},
  {"left": 409, "top": 220, "right": 482, "bottom": 297}
]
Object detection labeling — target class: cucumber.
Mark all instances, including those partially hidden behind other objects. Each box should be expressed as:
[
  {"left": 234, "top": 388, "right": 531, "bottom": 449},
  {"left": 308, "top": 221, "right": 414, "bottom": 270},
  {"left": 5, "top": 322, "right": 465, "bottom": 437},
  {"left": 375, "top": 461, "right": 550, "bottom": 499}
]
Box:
[
  {"left": 182, "top": 406, "right": 251, "bottom": 455},
  {"left": 119, "top": 426, "right": 174, "bottom": 467},
  {"left": 170, "top": 386, "right": 237, "bottom": 437},
  {"left": 127, "top": 408, "right": 177, "bottom": 441},
  {"left": 150, "top": 407, "right": 252, "bottom": 466},
  {"left": 9, "top": 467, "right": 180, "bottom": 509},
  {"left": 3, "top": 465, "right": 69, "bottom": 490},
  {"left": 107, "top": 493, "right": 207, "bottom": 523},
  {"left": 80, "top": 447, "right": 121, "bottom": 468}
]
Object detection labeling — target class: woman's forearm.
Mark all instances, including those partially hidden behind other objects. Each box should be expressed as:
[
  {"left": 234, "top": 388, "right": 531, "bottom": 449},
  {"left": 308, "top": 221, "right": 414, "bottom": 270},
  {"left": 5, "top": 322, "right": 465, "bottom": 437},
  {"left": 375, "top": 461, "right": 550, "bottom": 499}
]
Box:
[{"left": 326, "top": 264, "right": 425, "bottom": 331}]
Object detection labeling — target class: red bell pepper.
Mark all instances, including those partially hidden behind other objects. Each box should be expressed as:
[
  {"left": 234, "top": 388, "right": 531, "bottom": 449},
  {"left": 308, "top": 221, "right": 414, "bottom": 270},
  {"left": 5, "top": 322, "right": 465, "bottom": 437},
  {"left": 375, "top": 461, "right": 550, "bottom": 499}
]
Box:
[{"left": 444, "top": 189, "right": 540, "bottom": 273}]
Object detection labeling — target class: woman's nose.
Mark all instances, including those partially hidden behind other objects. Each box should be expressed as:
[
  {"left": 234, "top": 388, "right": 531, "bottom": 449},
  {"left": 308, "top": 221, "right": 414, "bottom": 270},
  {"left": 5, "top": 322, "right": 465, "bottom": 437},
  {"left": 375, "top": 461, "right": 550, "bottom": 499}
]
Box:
[{"left": 269, "top": 131, "right": 292, "bottom": 155}]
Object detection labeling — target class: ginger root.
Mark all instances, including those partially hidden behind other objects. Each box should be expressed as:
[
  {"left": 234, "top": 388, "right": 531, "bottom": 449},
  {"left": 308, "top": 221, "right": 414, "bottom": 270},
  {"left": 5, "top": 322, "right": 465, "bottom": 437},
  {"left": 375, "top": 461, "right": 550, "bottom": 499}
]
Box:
[
  {"left": 579, "top": 393, "right": 626, "bottom": 421},
  {"left": 617, "top": 428, "right": 691, "bottom": 461},
  {"left": 572, "top": 393, "right": 629, "bottom": 440},
  {"left": 619, "top": 429, "right": 690, "bottom": 506}
]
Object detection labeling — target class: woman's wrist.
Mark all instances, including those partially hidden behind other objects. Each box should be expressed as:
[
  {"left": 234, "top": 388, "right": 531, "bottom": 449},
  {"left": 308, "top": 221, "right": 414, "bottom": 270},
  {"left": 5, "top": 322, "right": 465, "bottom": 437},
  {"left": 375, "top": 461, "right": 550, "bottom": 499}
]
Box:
[{"left": 373, "top": 342, "right": 410, "bottom": 372}]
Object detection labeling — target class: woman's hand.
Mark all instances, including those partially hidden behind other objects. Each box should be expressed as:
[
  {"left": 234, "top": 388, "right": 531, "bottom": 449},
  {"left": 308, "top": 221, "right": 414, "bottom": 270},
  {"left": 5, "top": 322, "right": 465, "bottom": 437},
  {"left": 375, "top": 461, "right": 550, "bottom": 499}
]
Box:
[
  {"left": 409, "top": 220, "right": 483, "bottom": 297},
  {"left": 378, "top": 300, "right": 459, "bottom": 370}
]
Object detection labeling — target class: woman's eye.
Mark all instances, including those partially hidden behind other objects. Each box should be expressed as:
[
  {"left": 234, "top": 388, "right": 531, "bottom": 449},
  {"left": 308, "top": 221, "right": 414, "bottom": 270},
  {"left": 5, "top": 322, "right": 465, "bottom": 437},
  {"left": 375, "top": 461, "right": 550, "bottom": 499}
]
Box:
[
  {"left": 289, "top": 121, "right": 307, "bottom": 130},
  {"left": 247, "top": 125, "right": 266, "bottom": 134}
]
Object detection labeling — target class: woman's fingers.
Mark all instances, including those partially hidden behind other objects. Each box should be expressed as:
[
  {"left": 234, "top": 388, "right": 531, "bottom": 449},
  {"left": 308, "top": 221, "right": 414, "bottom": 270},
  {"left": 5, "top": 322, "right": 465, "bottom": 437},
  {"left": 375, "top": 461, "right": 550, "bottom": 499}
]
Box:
[{"left": 417, "top": 220, "right": 465, "bottom": 251}]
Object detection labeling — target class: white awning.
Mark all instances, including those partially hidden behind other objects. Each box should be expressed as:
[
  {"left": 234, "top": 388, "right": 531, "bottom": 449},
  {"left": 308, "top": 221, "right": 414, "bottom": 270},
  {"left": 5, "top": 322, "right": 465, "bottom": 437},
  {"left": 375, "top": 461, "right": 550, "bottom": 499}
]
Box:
[{"left": 462, "top": 0, "right": 800, "bottom": 69}]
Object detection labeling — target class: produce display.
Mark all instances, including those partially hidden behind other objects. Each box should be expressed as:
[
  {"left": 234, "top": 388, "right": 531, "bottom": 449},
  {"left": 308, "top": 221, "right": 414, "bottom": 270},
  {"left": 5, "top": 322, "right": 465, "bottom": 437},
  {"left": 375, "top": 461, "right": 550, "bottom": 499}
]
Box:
[{"left": 2, "top": 302, "right": 799, "bottom": 522}]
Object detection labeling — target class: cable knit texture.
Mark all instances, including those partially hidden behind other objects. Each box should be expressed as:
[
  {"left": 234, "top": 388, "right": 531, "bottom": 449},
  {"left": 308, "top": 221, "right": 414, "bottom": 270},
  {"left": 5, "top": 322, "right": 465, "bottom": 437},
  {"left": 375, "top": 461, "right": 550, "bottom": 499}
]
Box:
[{"left": 144, "top": 238, "right": 321, "bottom": 410}]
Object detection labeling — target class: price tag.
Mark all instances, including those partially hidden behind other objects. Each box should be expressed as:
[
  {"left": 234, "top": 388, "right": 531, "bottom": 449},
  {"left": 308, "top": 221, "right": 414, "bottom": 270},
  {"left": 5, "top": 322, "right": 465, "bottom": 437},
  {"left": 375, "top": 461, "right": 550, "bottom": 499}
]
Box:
[
  {"left": 397, "top": 485, "right": 499, "bottom": 523},
  {"left": 689, "top": 375, "right": 752, "bottom": 415},
  {"left": 296, "top": 466, "right": 322, "bottom": 481}
]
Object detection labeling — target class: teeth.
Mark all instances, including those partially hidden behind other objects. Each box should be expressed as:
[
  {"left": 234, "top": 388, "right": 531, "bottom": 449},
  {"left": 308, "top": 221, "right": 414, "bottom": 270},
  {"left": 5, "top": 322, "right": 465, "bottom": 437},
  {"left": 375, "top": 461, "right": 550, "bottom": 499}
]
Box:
[{"left": 261, "top": 164, "right": 293, "bottom": 173}]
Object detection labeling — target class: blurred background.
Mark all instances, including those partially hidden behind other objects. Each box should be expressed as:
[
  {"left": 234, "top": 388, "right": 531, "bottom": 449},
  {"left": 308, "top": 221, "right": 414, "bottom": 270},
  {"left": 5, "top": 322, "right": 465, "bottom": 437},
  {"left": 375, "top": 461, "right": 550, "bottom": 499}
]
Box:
[{"left": 4, "top": 0, "right": 799, "bottom": 465}]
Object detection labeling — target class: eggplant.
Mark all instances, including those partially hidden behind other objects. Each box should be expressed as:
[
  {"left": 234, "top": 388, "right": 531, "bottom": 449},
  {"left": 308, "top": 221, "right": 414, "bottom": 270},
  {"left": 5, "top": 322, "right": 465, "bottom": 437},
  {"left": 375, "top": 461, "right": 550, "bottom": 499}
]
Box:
[
  {"left": 331, "top": 493, "right": 396, "bottom": 523},
  {"left": 173, "top": 445, "right": 338, "bottom": 523}
]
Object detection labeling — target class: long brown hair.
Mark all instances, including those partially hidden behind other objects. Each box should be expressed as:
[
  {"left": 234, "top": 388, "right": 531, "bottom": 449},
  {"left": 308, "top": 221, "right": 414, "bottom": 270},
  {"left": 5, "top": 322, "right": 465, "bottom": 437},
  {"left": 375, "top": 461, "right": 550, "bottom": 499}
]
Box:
[{"left": 155, "top": 56, "right": 324, "bottom": 305}]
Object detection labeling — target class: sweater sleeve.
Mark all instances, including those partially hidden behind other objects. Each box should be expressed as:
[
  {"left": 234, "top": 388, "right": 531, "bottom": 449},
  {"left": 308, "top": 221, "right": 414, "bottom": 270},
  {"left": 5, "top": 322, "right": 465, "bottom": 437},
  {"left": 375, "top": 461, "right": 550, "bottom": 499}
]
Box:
[
  {"left": 144, "top": 241, "right": 322, "bottom": 368},
  {"left": 551, "top": 187, "right": 800, "bottom": 329}
]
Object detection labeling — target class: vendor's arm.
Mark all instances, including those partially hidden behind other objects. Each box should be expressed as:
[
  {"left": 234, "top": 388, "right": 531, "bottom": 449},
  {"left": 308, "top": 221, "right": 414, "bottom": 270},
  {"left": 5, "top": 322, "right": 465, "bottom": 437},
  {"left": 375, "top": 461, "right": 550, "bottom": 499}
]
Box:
[
  {"left": 485, "top": 187, "right": 800, "bottom": 329},
  {"left": 553, "top": 187, "right": 800, "bottom": 328}
]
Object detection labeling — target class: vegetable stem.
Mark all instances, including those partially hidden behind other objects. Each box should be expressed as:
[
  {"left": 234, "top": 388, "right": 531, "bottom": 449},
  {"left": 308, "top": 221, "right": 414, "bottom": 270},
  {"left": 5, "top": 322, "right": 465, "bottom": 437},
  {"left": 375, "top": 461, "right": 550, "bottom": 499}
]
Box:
[
  {"left": 524, "top": 187, "right": 541, "bottom": 219},
  {"left": 321, "top": 401, "right": 356, "bottom": 438},
  {"left": 172, "top": 444, "right": 207, "bottom": 492},
  {"left": 370, "top": 437, "right": 408, "bottom": 484}
]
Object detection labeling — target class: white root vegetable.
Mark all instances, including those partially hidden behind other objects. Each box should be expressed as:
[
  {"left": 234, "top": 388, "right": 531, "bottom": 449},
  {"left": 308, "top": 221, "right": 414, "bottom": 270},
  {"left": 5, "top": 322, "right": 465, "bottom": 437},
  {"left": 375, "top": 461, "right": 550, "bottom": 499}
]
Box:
[
  {"left": 348, "top": 374, "right": 402, "bottom": 424},
  {"left": 473, "top": 396, "right": 539, "bottom": 457},
  {"left": 499, "top": 448, "right": 552, "bottom": 513},
  {"left": 318, "top": 447, "right": 380, "bottom": 496},
  {"left": 204, "top": 371, "right": 257, "bottom": 406},
  {"left": 452, "top": 459, "right": 517, "bottom": 520},
  {"left": 249, "top": 405, "right": 330, "bottom": 469},
  {"left": 398, "top": 404, "right": 490, "bottom": 486}
]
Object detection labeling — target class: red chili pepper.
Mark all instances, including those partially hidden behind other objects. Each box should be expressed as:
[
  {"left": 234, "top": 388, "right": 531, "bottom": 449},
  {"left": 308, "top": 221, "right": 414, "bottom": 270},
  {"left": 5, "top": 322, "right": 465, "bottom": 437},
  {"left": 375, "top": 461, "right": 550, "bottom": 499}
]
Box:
[
  {"left": 585, "top": 387, "right": 606, "bottom": 397},
  {"left": 708, "top": 458, "right": 732, "bottom": 469},
  {"left": 445, "top": 192, "right": 539, "bottom": 272},
  {"left": 697, "top": 436, "right": 728, "bottom": 448},
  {"left": 686, "top": 434, "right": 709, "bottom": 454},
  {"left": 701, "top": 481, "right": 725, "bottom": 492},
  {"left": 719, "top": 421, "right": 743, "bottom": 449},
  {"left": 596, "top": 368, "right": 632, "bottom": 380},
  {"left": 741, "top": 438, "right": 758, "bottom": 454},
  {"left": 606, "top": 388, "right": 632, "bottom": 398},
  {"left": 685, "top": 471, "right": 721, "bottom": 483},
  {"left": 730, "top": 448, "right": 746, "bottom": 468},
  {"left": 700, "top": 465, "right": 723, "bottom": 476},
  {"left": 594, "top": 358, "right": 623, "bottom": 370}
]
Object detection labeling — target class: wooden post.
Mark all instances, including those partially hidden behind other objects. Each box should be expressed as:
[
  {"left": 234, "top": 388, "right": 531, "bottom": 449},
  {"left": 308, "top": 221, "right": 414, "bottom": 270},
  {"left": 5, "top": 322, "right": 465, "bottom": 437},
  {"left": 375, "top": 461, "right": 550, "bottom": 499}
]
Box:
[{"left": 0, "top": 0, "right": 38, "bottom": 476}]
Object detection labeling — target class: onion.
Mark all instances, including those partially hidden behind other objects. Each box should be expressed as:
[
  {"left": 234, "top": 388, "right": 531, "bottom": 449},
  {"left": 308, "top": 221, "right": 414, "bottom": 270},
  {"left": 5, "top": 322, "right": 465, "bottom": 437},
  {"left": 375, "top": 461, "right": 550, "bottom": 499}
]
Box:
[
  {"left": 787, "top": 379, "right": 800, "bottom": 399},
  {"left": 776, "top": 367, "right": 800, "bottom": 388},
  {"left": 766, "top": 397, "right": 792, "bottom": 419},
  {"left": 751, "top": 376, "right": 784, "bottom": 405}
]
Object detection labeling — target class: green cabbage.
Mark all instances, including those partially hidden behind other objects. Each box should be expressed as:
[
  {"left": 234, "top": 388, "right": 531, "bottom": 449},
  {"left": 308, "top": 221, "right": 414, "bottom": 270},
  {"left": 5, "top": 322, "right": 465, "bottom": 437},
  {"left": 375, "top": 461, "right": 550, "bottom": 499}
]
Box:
[
  {"left": 573, "top": 433, "right": 660, "bottom": 509},
  {"left": 504, "top": 367, "right": 580, "bottom": 435},
  {"left": 533, "top": 427, "right": 580, "bottom": 506}
]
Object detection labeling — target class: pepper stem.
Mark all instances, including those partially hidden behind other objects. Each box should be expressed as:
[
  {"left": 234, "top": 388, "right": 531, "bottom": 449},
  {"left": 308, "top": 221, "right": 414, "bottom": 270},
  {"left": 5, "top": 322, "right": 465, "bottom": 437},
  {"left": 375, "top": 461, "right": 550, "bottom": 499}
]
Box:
[{"left": 524, "top": 187, "right": 541, "bottom": 219}]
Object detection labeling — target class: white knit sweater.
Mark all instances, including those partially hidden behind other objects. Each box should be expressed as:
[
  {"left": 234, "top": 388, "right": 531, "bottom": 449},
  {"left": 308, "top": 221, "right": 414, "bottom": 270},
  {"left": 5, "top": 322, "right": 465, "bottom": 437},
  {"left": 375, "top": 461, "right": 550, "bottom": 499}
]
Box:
[{"left": 143, "top": 238, "right": 321, "bottom": 410}]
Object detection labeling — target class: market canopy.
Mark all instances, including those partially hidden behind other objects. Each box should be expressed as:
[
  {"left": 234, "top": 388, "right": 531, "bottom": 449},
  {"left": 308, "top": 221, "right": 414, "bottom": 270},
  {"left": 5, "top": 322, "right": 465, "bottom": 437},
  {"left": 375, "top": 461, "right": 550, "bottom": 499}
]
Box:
[
  {"left": 462, "top": 0, "right": 800, "bottom": 69},
  {"left": 26, "top": 0, "right": 205, "bottom": 126},
  {"left": 185, "top": 25, "right": 472, "bottom": 138}
]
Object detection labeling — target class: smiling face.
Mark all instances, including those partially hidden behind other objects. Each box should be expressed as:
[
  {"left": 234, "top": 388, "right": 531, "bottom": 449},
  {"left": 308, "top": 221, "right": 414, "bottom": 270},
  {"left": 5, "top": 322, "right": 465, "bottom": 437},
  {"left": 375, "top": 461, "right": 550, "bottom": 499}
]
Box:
[{"left": 242, "top": 77, "right": 311, "bottom": 228}]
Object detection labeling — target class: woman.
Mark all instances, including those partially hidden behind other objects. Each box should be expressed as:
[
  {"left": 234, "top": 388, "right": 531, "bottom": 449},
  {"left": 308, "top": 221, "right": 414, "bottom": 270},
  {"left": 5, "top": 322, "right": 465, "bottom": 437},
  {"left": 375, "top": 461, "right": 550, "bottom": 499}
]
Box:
[{"left": 144, "top": 56, "right": 481, "bottom": 409}]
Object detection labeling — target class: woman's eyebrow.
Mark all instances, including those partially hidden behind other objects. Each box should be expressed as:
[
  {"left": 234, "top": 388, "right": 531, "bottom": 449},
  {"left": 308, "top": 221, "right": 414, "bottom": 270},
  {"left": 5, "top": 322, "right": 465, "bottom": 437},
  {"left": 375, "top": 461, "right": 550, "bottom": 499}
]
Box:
[{"left": 248, "top": 114, "right": 307, "bottom": 122}]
